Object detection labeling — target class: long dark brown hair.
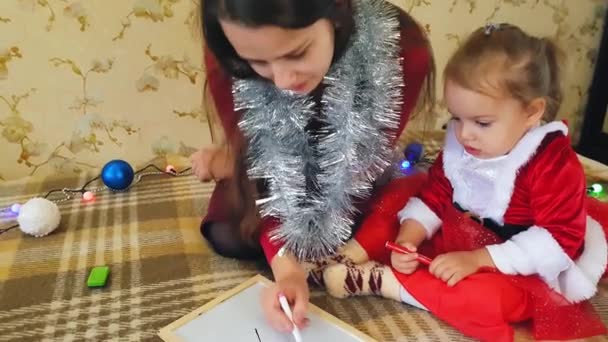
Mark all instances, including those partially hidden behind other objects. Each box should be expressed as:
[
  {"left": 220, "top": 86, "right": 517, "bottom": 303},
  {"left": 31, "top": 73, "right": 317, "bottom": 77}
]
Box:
[
  {"left": 201, "top": 0, "right": 436, "bottom": 246},
  {"left": 203, "top": 0, "right": 355, "bottom": 79},
  {"left": 201, "top": 0, "right": 357, "bottom": 247}
]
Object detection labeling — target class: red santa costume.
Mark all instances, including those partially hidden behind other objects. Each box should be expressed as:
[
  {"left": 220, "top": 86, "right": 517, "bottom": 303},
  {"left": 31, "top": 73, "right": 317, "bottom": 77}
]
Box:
[{"left": 352, "top": 121, "right": 608, "bottom": 341}]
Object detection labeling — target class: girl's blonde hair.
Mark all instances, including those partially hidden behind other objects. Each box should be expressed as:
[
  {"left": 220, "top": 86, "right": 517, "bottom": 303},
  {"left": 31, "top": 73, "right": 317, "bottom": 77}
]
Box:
[{"left": 444, "top": 23, "right": 564, "bottom": 120}]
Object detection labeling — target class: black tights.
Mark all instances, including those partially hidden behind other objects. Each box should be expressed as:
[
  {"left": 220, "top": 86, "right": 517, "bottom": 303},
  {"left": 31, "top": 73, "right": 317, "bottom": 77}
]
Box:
[{"left": 201, "top": 221, "right": 264, "bottom": 260}]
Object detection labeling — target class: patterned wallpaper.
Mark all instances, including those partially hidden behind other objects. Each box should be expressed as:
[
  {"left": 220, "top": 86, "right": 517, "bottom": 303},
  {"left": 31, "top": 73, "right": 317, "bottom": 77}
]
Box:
[
  {"left": 0, "top": 0, "right": 206, "bottom": 181},
  {"left": 393, "top": 0, "right": 607, "bottom": 136},
  {"left": 0, "top": 0, "right": 606, "bottom": 181}
]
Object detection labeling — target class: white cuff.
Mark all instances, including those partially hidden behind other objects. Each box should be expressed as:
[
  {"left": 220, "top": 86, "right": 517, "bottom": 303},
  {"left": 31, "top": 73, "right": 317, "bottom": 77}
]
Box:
[
  {"left": 486, "top": 226, "right": 572, "bottom": 283},
  {"left": 397, "top": 197, "right": 442, "bottom": 239},
  {"left": 487, "top": 219, "right": 607, "bottom": 303},
  {"left": 558, "top": 217, "right": 607, "bottom": 302}
]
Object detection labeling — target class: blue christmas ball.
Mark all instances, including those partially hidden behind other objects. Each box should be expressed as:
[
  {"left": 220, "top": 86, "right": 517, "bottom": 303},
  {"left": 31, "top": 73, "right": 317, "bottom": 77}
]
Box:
[
  {"left": 404, "top": 142, "right": 424, "bottom": 163},
  {"left": 101, "top": 160, "right": 134, "bottom": 190}
]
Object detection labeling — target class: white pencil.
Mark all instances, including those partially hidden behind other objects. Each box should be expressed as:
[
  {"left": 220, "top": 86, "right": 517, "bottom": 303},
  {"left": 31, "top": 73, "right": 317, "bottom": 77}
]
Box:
[{"left": 278, "top": 293, "right": 303, "bottom": 342}]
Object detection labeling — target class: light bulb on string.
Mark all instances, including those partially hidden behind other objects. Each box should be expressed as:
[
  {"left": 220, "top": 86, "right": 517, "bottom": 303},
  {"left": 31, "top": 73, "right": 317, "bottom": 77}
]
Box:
[
  {"left": 589, "top": 183, "right": 603, "bottom": 195},
  {"left": 400, "top": 160, "right": 411, "bottom": 171},
  {"left": 165, "top": 165, "right": 177, "bottom": 174},
  {"left": 10, "top": 203, "right": 21, "bottom": 215},
  {"left": 0, "top": 160, "right": 193, "bottom": 238},
  {"left": 82, "top": 191, "right": 96, "bottom": 203}
]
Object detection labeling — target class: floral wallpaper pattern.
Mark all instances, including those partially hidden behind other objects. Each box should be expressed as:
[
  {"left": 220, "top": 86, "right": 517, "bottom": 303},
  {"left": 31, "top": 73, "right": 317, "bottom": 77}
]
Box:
[
  {"left": 392, "top": 0, "right": 607, "bottom": 136},
  {"left": 1, "top": 0, "right": 207, "bottom": 181},
  {"left": 0, "top": 0, "right": 606, "bottom": 181}
]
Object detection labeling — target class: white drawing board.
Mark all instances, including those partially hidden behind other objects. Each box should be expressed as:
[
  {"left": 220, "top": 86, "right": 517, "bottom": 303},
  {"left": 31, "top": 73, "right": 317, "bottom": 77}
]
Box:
[{"left": 158, "top": 274, "right": 377, "bottom": 342}]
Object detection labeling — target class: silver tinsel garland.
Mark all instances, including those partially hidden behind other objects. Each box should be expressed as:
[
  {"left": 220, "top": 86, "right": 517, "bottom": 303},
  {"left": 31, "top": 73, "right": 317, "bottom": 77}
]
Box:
[{"left": 234, "top": 0, "right": 404, "bottom": 260}]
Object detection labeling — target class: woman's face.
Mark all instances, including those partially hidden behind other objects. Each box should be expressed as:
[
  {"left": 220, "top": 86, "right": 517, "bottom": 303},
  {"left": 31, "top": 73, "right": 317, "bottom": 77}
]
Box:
[{"left": 220, "top": 18, "right": 335, "bottom": 94}]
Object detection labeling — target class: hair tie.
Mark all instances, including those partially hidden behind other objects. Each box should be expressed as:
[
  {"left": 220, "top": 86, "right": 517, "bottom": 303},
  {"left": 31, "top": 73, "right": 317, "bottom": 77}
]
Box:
[{"left": 484, "top": 23, "right": 501, "bottom": 35}]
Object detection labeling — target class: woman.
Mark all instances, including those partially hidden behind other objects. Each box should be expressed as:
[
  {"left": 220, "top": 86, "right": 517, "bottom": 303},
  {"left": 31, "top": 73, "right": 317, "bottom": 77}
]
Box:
[{"left": 191, "top": 0, "right": 434, "bottom": 333}]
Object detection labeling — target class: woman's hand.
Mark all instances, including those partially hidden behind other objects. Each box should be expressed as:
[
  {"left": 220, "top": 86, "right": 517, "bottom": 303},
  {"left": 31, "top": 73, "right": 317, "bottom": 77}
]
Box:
[
  {"left": 190, "top": 144, "right": 234, "bottom": 182},
  {"left": 262, "top": 253, "right": 310, "bottom": 332},
  {"left": 261, "top": 272, "right": 310, "bottom": 332}
]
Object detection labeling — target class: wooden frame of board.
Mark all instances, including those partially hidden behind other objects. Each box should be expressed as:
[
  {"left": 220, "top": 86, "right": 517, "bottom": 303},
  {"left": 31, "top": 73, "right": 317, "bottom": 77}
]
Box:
[{"left": 158, "top": 274, "right": 378, "bottom": 342}]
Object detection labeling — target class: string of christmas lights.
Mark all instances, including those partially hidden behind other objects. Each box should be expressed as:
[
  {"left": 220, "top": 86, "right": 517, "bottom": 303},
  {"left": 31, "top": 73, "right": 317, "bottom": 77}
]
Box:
[
  {"left": 1, "top": 147, "right": 605, "bottom": 238},
  {"left": 0, "top": 160, "right": 192, "bottom": 237}
]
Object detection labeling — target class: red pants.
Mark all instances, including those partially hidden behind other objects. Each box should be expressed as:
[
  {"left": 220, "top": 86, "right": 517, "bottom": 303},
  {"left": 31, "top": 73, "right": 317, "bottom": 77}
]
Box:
[{"left": 353, "top": 175, "right": 608, "bottom": 341}]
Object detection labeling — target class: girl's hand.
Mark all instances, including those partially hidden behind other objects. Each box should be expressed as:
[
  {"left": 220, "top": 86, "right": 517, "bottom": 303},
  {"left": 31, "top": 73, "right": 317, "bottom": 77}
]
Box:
[
  {"left": 429, "top": 249, "right": 489, "bottom": 286},
  {"left": 390, "top": 241, "right": 420, "bottom": 274},
  {"left": 189, "top": 145, "right": 234, "bottom": 182},
  {"left": 261, "top": 271, "right": 310, "bottom": 332}
]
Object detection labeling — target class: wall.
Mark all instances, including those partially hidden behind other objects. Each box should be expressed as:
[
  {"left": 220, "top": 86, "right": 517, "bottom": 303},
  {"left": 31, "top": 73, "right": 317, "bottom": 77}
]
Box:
[
  {"left": 1, "top": 0, "right": 206, "bottom": 181},
  {"left": 1, "top": 0, "right": 606, "bottom": 181},
  {"left": 392, "top": 0, "right": 607, "bottom": 135}
]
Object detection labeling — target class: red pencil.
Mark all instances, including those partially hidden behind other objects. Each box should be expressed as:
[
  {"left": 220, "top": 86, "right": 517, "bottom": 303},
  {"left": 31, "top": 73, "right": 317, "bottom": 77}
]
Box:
[{"left": 385, "top": 241, "right": 433, "bottom": 266}]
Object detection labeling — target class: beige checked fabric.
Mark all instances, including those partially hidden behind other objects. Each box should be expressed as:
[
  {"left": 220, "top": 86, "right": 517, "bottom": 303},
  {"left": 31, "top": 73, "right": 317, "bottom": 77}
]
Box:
[{"left": 0, "top": 168, "right": 607, "bottom": 341}]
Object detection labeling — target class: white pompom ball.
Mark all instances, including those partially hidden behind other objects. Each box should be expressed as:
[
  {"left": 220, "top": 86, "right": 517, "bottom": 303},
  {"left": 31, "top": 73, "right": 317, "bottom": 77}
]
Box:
[{"left": 17, "top": 197, "right": 61, "bottom": 237}]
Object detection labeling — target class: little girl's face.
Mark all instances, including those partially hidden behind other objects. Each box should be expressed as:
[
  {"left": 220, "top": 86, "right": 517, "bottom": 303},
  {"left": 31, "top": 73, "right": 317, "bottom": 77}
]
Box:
[
  {"left": 220, "top": 19, "right": 335, "bottom": 94},
  {"left": 444, "top": 79, "right": 542, "bottom": 159}
]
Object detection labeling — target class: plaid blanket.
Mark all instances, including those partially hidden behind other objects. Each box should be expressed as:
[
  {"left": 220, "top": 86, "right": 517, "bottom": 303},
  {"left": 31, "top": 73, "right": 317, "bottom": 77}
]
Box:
[{"left": 0, "top": 171, "right": 607, "bottom": 341}]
